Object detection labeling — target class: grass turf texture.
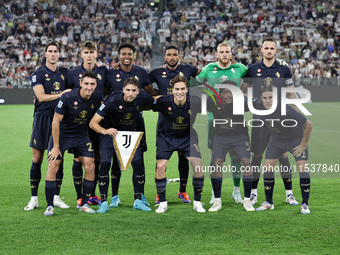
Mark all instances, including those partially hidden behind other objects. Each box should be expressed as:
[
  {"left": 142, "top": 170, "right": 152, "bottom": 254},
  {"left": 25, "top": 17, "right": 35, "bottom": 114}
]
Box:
[{"left": 0, "top": 103, "right": 339, "bottom": 254}]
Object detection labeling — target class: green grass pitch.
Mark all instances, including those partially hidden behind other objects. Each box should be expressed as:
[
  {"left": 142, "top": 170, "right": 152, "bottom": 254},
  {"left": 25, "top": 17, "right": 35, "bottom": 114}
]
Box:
[{"left": 0, "top": 103, "right": 339, "bottom": 254}]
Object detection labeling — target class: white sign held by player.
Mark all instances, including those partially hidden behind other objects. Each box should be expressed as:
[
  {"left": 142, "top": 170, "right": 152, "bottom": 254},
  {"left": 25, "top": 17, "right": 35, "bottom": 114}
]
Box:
[{"left": 113, "top": 131, "right": 144, "bottom": 170}]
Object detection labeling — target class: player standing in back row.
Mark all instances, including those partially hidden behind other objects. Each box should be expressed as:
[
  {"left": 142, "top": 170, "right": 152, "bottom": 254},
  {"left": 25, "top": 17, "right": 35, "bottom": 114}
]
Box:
[
  {"left": 103, "top": 43, "right": 157, "bottom": 207},
  {"left": 195, "top": 42, "right": 248, "bottom": 206},
  {"left": 66, "top": 41, "right": 108, "bottom": 207},
  {"left": 149, "top": 45, "right": 200, "bottom": 204},
  {"left": 243, "top": 37, "right": 298, "bottom": 206},
  {"left": 26, "top": 41, "right": 71, "bottom": 211}
]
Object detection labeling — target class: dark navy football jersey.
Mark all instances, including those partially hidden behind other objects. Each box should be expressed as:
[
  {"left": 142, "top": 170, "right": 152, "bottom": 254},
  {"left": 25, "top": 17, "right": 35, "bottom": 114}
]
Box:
[
  {"left": 261, "top": 105, "right": 307, "bottom": 140},
  {"left": 152, "top": 95, "right": 201, "bottom": 137},
  {"left": 55, "top": 88, "right": 102, "bottom": 139},
  {"left": 66, "top": 64, "right": 107, "bottom": 99},
  {"left": 149, "top": 64, "right": 198, "bottom": 95},
  {"left": 245, "top": 59, "right": 293, "bottom": 99},
  {"left": 96, "top": 90, "right": 154, "bottom": 130},
  {"left": 207, "top": 96, "right": 249, "bottom": 136},
  {"left": 105, "top": 65, "right": 151, "bottom": 92},
  {"left": 31, "top": 65, "right": 68, "bottom": 113}
]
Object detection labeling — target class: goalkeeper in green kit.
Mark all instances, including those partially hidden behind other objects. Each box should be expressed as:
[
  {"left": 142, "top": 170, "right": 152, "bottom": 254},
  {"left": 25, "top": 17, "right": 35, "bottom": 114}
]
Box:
[{"left": 194, "top": 42, "right": 248, "bottom": 211}]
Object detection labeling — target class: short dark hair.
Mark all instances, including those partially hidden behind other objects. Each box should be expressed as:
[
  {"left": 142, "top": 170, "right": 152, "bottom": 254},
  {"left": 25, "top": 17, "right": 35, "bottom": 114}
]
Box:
[
  {"left": 81, "top": 70, "right": 97, "bottom": 82},
  {"left": 118, "top": 43, "right": 136, "bottom": 54},
  {"left": 219, "top": 80, "right": 237, "bottom": 94},
  {"left": 262, "top": 37, "right": 276, "bottom": 46},
  {"left": 123, "top": 77, "right": 139, "bottom": 88},
  {"left": 81, "top": 41, "right": 97, "bottom": 51},
  {"left": 261, "top": 85, "right": 273, "bottom": 95},
  {"left": 170, "top": 74, "right": 188, "bottom": 88},
  {"left": 165, "top": 45, "right": 179, "bottom": 52},
  {"left": 45, "top": 41, "right": 60, "bottom": 52}
]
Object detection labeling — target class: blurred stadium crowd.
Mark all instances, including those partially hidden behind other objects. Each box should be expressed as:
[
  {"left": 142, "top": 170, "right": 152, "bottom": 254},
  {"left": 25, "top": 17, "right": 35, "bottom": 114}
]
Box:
[{"left": 0, "top": 0, "right": 339, "bottom": 88}]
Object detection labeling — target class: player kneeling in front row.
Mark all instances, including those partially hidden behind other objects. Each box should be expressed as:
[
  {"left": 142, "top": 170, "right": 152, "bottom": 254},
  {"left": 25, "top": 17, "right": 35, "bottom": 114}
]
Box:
[
  {"left": 89, "top": 77, "right": 154, "bottom": 213},
  {"left": 44, "top": 71, "right": 102, "bottom": 216},
  {"left": 152, "top": 75, "right": 205, "bottom": 213},
  {"left": 207, "top": 82, "right": 254, "bottom": 212},
  {"left": 255, "top": 86, "right": 312, "bottom": 214}
]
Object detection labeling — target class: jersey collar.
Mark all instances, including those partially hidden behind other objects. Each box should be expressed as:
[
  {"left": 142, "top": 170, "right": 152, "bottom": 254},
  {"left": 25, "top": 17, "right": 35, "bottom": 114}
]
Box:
[
  {"left": 80, "top": 63, "right": 98, "bottom": 73},
  {"left": 119, "top": 64, "right": 135, "bottom": 74},
  {"left": 217, "top": 62, "right": 231, "bottom": 69},
  {"left": 260, "top": 59, "right": 278, "bottom": 69},
  {"left": 165, "top": 64, "right": 180, "bottom": 74},
  {"left": 43, "top": 64, "right": 59, "bottom": 74}
]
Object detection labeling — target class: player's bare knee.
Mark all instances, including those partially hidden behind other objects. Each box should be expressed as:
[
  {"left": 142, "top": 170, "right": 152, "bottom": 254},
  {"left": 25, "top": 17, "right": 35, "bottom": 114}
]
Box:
[
  {"left": 240, "top": 158, "right": 250, "bottom": 166},
  {"left": 193, "top": 171, "right": 204, "bottom": 178},
  {"left": 242, "top": 165, "right": 252, "bottom": 176},
  {"left": 296, "top": 161, "right": 308, "bottom": 172},
  {"left": 84, "top": 167, "right": 95, "bottom": 180},
  {"left": 46, "top": 161, "right": 60, "bottom": 178},
  {"left": 156, "top": 162, "right": 167, "bottom": 177},
  {"left": 214, "top": 158, "right": 224, "bottom": 168},
  {"left": 83, "top": 160, "right": 95, "bottom": 179},
  {"left": 190, "top": 157, "right": 201, "bottom": 169},
  {"left": 32, "top": 149, "right": 44, "bottom": 163}
]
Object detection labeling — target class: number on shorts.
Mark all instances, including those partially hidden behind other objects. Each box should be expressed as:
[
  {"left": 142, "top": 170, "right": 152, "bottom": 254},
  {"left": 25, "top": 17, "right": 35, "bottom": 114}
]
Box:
[
  {"left": 86, "top": 142, "right": 94, "bottom": 152},
  {"left": 245, "top": 142, "right": 250, "bottom": 151},
  {"left": 193, "top": 144, "right": 200, "bottom": 153}
]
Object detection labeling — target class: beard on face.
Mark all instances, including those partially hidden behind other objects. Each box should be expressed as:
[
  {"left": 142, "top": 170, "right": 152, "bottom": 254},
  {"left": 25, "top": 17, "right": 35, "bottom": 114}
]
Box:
[{"left": 166, "top": 60, "right": 178, "bottom": 68}]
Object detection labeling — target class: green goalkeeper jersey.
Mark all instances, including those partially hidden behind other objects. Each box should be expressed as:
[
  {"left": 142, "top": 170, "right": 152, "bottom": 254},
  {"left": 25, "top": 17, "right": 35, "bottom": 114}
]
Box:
[{"left": 195, "top": 62, "right": 248, "bottom": 120}]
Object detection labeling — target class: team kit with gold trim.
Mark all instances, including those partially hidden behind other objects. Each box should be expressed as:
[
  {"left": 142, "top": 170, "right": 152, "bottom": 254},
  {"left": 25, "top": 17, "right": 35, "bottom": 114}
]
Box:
[{"left": 26, "top": 42, "right": 312, "bottom": 215}]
